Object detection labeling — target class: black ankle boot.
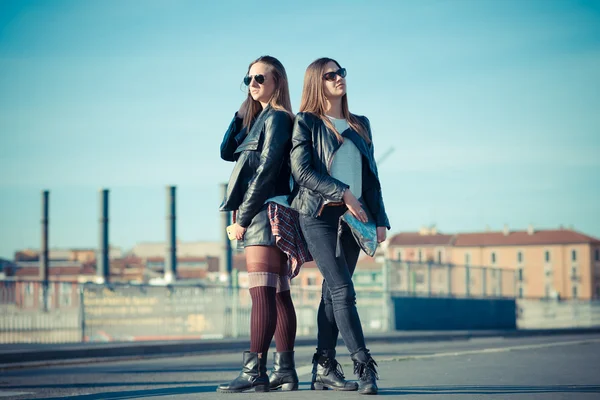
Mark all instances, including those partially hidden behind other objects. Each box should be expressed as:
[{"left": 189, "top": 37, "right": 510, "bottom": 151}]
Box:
[
  {"left": 352, "top": 350, "right": 379, "bottom": 395},
  {"left": 268, "top": 351, "right": 299, "bottom": 391},
  {"left": 311, "top": 350, "right": 358, "bottom": 391},
  {"left": 216, "top": 351, "right": 269, "bottom": 393}
]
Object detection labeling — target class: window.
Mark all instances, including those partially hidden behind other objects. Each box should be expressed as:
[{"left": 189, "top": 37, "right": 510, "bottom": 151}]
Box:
[
  {"left": 545, "top": 284, "right": 551, "bottom": 298},
  {"left": 545, "top": 250, "right": 550, "bottom": 262},
  {"left": 465, "top": 253, "right": 471, "bottom": 266},
  {"left": 418, "top": 249, "right": 422, "bottom": 263},
  {"left": 437, "top": 250, "right": 442, "bottom": 264},
  {"left": 518, "top": 268, "right": 523, "bottom": 282},
  {"left": 396, "top": 250, "right": 402, "bottom": 261},
  {"left": 572, "top": 285, "right": 578, "bottom": 299},
  {"left": 517, "top": 251, "right": 523, "bottom": 263},
  {"left": 39, "top": 287, "right": 53, "bottom": 311},
  {"left": 518, "top": 287, "right": 523, "bottom": 298},
  {"left": 571, "top": 266, "right": 577, "bottom": 278},
  {"left": 24, "top": 283, "right": 34, "bottom": 308},
  {"left": 59, "top": 282, "right": 72, "bottom": 307},
  {"left": 307, "top": 276, "right": 316, "bottom": 286},
  {"left": 596, "top": 249, "right": 600, "bottom": 262},
  {"left": 414, "top": 273, "right": 425, "bottom": 284},
  {"left": 491, "top": 252, "right": 496, "bottom": 265},
  {"left": 571, "top": 249, "right": 577, "bottom": 262}
]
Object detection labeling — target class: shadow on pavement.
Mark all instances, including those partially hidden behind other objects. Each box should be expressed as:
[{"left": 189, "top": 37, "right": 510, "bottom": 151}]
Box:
[
  {"left": 5, "top": 381, "right": 221, "bottom": 389},
  {"left": 103, "top": 366, "right": 241, "bottom": 374},
  {"left": 26, "top": 385, "right": 218, "bottom": 399},
  {"left": 1, "top": 365, "right": 241, "bottom": 377},
  {"left": 378, "top": 385, "right": 600, "bottom": 395},
  {"left": 9, "top": 384, "right": 600, "bottom": 398}
]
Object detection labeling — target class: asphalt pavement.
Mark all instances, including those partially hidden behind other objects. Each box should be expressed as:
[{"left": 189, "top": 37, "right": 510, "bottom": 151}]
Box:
[{"left": 1, "top": 333, "right": 599, "bottom": 399}]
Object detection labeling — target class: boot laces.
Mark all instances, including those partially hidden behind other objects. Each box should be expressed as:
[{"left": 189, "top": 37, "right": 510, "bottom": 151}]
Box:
[
  {"left": 331, "top": 359, "right": 346, "bottom": 380},
  {"left": 313, "top": 354, "right": 347, "bottom": 380},
  {"left": 354, "top": 359, "right": 379, "bottom": 381}
]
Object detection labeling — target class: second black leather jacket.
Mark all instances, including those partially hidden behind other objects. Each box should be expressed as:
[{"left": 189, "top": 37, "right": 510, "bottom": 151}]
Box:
[
  {"left": 289, "top": 112, "right": 390, "bottom": 229},
  {"left": 219, "top": 105, "right": 294, "bottom": 228}
]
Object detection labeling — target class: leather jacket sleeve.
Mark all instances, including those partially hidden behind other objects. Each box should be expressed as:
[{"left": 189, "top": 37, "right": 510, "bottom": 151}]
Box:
[
  {"left": 290, "top": 113, "right": 349, "bottom": 202},
  {"left": 236, "top": 111, "right": 293, "bottom": 227},
  {"left": 362, "top": 117, "right": 391, "bottom": 229},
  {"left": 220, "top": 113, "right": 245, "bottom": 162}
]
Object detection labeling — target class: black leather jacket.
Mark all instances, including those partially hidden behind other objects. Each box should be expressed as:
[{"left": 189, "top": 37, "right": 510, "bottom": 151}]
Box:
[
  {"left": 289, "top": 112, "right": 390, "bottom": 229},
  {"left": 219, "top": 106, "right": 294, "bottom": 228}
]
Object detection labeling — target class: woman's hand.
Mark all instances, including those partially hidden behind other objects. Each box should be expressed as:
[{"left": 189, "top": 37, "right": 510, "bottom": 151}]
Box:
[
  {"left": 377, "top": 226, "right": 387, "bottom": 243},
  {"left": 231, "top": 223, "right": 247, "bottom": 240},
  {"left": 342, "top": 190, "right": 368, "bottom": 223}
]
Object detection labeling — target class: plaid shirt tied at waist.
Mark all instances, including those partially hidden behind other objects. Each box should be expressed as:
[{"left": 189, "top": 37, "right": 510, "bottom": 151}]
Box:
[{"left": 267, "top": 202, "right": 313, "bottom": 278}]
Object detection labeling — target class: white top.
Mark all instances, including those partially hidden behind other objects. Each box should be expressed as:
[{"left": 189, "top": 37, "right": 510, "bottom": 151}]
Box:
[
  {"left": 328, "top": 116, "right": 362, "bottom": 198},
  {"left": 265, "top": 195, "right": 289, "bottom": 207}
]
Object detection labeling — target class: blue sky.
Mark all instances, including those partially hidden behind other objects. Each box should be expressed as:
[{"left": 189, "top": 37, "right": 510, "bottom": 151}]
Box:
[{"left": 0, "top": 0, "right": 599, "bottom": 258}]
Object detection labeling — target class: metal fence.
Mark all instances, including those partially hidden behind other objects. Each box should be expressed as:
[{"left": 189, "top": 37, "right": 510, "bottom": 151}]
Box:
[
  {"left": 0, "top": 281, "right": 81, "bottom": 343},
  {"left": 1, "top": 279, "right": 599, "bottom": 344},
  {"left": 517, "top": 298, "right": 600, "bottom": 329},
  {"left": 386, "top": 261, "right": 517, "bottom": 298},
  {"left": 0, "top": 280, "right": 388, "bottom": 343}
]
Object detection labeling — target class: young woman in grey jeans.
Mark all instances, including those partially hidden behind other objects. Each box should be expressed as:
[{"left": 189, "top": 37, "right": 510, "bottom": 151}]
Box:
[{"left": 289, "top": 57, "right": 391, "bottom": 395}]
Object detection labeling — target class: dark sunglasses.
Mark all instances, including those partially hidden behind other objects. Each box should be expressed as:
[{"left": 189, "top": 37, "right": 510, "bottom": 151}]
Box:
[
  {"left": 243, "top": 74, "right": 265, "bottom": 86},
  {"left": 323, "top": 68, "right": 346, "bottom": 81}
]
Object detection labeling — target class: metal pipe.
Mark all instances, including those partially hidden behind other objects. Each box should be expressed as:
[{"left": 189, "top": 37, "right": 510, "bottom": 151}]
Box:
[
  {"left": 40, "top": 190, "right": 49, "bottom": 311},
  {"left": 220, "top": 183, "right": 232, "bottom": 286},
  {"left": 97, "top": 189, "right": 109, "bottom": 283},
  {"left": 165, "top": 186, "right": 177, "bottom": 283}
]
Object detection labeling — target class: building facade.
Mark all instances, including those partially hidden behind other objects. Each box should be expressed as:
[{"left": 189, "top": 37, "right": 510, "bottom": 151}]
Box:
[{"left": 387, "top": 226, "right": 600, "bottom": 300}]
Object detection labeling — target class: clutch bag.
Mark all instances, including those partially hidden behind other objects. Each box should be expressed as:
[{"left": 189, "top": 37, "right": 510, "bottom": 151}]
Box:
[{"left": 340, "top": 206, "right": 378, "bottom": 257}]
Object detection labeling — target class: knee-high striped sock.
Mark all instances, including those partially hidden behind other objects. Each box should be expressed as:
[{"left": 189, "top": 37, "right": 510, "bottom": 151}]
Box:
[
  {"left": 274, "top": 275, "right": 296, "bottom": 352},
  {"left": 248, "top": 272, "right": 278, "bottom": 354}
]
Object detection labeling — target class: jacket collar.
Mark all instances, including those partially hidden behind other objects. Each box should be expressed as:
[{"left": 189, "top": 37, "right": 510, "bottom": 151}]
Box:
[
  {"left": 249, "top": 104, "right": 272, "bottom": 133},
  {"left": 342, "top": 129, "right": 370, "bottom": 159},
  {"left": 235, "top": 104, "right": 273, "bottom": 147},
  {"left": 319, "top": 117, "right": 371, "bottom": 159},
  {"left": 318, "top": 116, "right": 378, "bottom": 174}
]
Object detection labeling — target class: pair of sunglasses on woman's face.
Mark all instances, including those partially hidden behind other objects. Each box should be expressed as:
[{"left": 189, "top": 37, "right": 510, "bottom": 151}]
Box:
[
  {"left": 243, "top": 74, "right": 265, "bottom": 86},
  {"left": 242, "top": 67, "right": 347, "bottom": 86},
  {"left": 323, "top": 67, "right": 346, "bottom": 82}
]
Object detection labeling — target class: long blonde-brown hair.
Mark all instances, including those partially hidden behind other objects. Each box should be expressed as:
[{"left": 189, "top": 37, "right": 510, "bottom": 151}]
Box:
[
  {"left": 241, "top": 56, "right": 294, "bottom": 130},
  {"left": 299, "top": 58, "right": 370, "bottom": 143}
]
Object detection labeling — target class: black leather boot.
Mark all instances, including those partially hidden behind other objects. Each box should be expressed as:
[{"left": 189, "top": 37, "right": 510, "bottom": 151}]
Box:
[
  {"left": 311, "top": 350, "right": 358, "bottom": 391},
  {"left": 352, "top": 350, "right": 379, "bottom": 395},
  {"left": 268, "top": 351, "right": 299, "bottom": 391},
  {"left": 216, "top": 351, "right": 269, "bottom": 393}
]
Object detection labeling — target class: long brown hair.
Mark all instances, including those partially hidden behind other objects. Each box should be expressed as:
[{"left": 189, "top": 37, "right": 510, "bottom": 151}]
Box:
[
  {"left": 241, "top": 55, "right": 294, "bottom": 130},
  {"left": 299, "top": 57, "right": 370, "bottom": 143}
]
